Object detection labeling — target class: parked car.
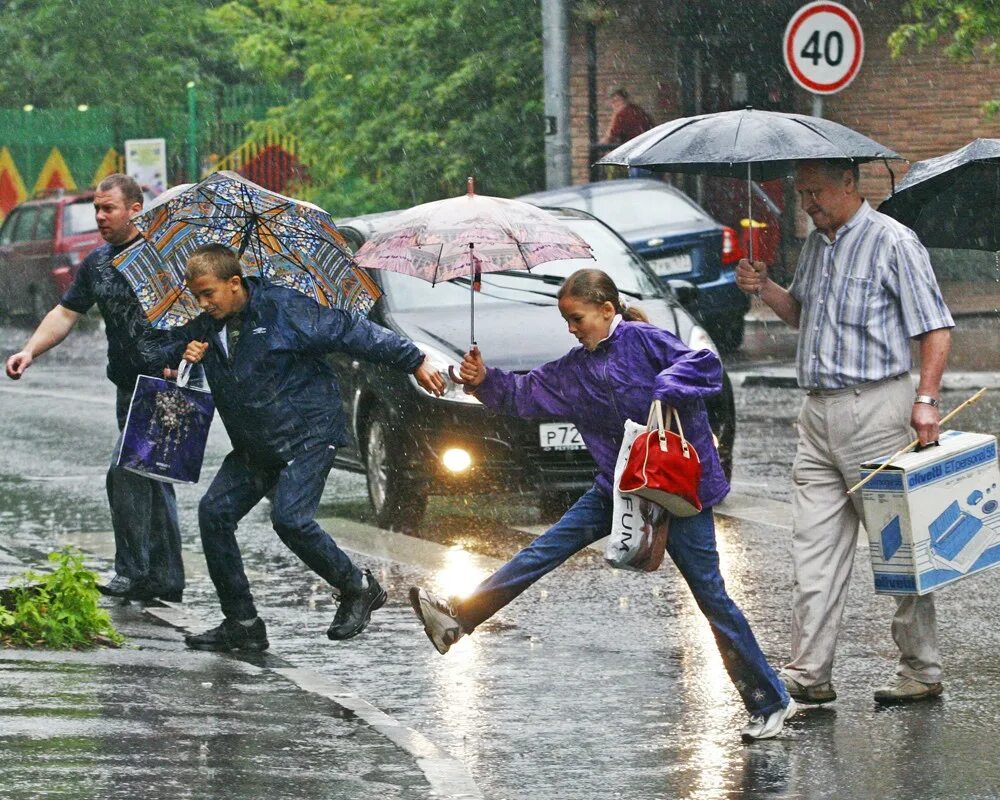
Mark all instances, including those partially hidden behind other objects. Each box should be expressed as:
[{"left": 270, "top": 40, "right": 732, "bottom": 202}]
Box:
[
  {"left": 0, "top": 186, "right": 160, "bottom": 321},
  {"left": 518, "top": 179, "right": 750, "bottom": 353},
  {"left": 0, "top": 191, "right": 102, "bottom": 319},
  {"left": 332, "top": 206, "right": 736, "bottom": 529}
]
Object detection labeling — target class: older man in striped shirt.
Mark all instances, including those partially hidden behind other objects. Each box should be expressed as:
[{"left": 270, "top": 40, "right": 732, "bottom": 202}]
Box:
[{"left": 736, "top": 158, "right": 953, "bottom": 706}]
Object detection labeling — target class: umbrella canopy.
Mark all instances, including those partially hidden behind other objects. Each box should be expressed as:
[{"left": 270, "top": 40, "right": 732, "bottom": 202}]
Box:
[
  {"left": 596, "top": 107, "right": 901, "bottom": 181},
  {"left": 879, "top": 138, "right": 1000, "bottom": 251},
  {"left": 354, "top": 178, "right": 593, "bottom": 346},
  {"left": 354, "top": 178, "right": 593, "bottom": 284},
  {"left": 113, "top": 171, "right": 380, "bottom": 329}
]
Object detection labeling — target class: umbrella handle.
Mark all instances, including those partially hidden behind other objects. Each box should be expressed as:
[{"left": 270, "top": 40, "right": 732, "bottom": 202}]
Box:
[{"left": 448, "top": 365, "right": 466, "bottom": 385}]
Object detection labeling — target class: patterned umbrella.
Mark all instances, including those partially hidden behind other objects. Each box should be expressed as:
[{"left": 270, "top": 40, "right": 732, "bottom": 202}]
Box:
[
  {"left": 354, "top": 177, "right": 593, "bottom": 346},
  {"left": 113, "top": 171, "right": 380, "bottom": 329}
]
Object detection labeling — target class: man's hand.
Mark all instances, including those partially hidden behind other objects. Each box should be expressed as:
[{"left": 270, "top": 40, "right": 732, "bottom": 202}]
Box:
[
  {"left": 413, "top": 358, "right": 446, "bottom": 397},
  {"left": 183, "top": 340, "right": 209, "bottom": 364},
  {"left": 5, "top": 350, "right": 33, "bottom": 380},
  {"left": 458, "top": 346, "right": 487, "bottom": 388},
  {"left": 911, "top": 402, "right": 941, "bottom": 446},
  {"left": 735, "top": 258, "right": 768, "bottom": 295}
]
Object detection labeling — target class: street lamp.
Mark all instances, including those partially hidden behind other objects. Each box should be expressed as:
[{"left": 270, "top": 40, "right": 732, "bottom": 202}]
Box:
[{"left": 186, "top": 81, "right": 198, "bottom": 181}]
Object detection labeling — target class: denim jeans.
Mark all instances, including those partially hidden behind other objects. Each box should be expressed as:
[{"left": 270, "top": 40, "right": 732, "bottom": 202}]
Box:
[
  {"left": 198, "top": 444, "right": 361, "bottom": 620},
  {"left": 456, "top": 487, "right": 789, "bottom": 716},
  {"left": 109, "top": 388, "right": 184, "bottom": 595}
]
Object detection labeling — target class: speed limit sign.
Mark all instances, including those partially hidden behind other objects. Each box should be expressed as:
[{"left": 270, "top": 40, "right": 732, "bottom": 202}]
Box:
[{"left": 784, "top": 2, "right": 864, "bottom": 95}]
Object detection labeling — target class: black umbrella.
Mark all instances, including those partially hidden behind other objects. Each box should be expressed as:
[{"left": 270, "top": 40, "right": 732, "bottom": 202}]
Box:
[
  {"left": 879, "top": 138, "right": 1000, "bottom": 251},
  {"left": 597, "top": 107, "right": 901, "bottom": 260}
]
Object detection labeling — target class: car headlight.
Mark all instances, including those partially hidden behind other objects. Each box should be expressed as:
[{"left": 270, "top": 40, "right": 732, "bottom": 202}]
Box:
[
  {"left": 687, "top": 325, "right": 719, "bottom": 356},
  {"left": 409, "top": 341, "right": 481, "bottom": 405}
]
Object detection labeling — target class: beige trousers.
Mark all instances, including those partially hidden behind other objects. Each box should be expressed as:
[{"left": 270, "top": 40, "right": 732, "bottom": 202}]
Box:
[{"left": 783, "top": 374, "right": 942, "bottom": 686}]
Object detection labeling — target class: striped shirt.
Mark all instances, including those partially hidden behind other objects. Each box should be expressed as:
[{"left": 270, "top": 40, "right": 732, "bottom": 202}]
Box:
[{"left": 789, "top": 201, "right": 954, "bottom": 389}]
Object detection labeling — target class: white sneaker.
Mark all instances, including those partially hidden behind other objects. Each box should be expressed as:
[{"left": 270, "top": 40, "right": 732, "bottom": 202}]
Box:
[
  {"left": 741, "top": 699, "right": 798, "bottom": 741},
  {"left": 408, "top": 587, "right": 465, "bottom": 655}
]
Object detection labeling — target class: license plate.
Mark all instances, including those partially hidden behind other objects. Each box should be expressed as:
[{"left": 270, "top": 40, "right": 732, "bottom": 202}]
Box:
[
  {"left": 647, "top": 252, "right": 692, "bottom": 276},
  {"left": 539, "top": 422, "right": 585, "bottom": 451}
]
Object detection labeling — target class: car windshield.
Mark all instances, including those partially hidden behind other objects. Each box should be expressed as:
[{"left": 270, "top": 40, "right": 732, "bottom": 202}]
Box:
[
  {"left": 377, "top": 216, "right": 664, "bottom": 311},
  {"left": 551, "top": 186, "right": 709, "bottom": 233},
  {"left": 62, "top": 201, "right": 98, "bottom": 236}
]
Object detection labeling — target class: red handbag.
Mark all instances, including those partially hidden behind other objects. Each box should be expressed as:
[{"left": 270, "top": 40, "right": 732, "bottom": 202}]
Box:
[{"left": 618, "top": 400, "right": 702, "bottom": 517}]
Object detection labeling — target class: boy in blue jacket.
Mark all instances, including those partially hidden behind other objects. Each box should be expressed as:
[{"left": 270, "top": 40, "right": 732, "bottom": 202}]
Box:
[{"left": 173, "top": 244, "right": 444, "bottom": 651}]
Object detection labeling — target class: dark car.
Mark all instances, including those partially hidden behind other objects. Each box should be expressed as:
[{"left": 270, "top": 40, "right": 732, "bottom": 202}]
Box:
[
  {"left": 0, "top": 191, "right": 103, "bottom": 319},
  {"left": 332, "top": 207, "right": 736, "bottom": 529},
  {"left": 518, "top": 179, "right": 750, "bottom": 352}
]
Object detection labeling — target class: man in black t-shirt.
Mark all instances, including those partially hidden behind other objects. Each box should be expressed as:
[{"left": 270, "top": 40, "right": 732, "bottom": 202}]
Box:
[{"left": 5, "top": 174, "right": 184, "bottom": 602}]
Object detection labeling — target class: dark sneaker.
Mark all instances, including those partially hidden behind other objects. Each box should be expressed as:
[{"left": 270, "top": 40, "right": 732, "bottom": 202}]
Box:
[
  {"left": 185, "top": 618, "right": 269, "bottom": 652},
  {"left": 780, "top": 673, "right": 837, "bottom": 705},
  {"left": 97, "top": 574, "right": 135, "bottom": 598},
  {"left": 874, "top": 675, "right": 943, "bottom": 704},
  {"left": 742, "top": 699, "right": 798, "bottom": 741},
  {"left": 408, "top": 586, "right": 464, "bottom": 655},
  {"left": 125, "top": 583, "right": 184, "bottom": 603},
  {"left": 327, "top": 569, "right": 387, "bottom": 641}
]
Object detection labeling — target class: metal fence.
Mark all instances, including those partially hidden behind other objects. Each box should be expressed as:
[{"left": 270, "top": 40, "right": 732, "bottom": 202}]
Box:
[{"left": 0, "top": 84, "right": 305, "bottom": 219}]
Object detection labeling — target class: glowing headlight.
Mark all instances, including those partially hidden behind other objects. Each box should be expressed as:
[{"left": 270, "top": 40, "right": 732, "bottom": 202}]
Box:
[
  {"left": 687, "top": 325, "right": 719, "bottom": 355},
  {"left": 409, "top": 341, "right": 481, "bottom": 405},
  {"left": 441, "top": 448, "right": 472, "bottom": 473}
]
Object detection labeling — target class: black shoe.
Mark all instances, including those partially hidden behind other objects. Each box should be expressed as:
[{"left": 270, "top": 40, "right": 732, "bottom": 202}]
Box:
[
  {"left": 327, "top": 569, "right": 387, "bottom": 641},
  {"left": 125, "top": 584, "right": 184, "bottom": 603},
  {"left": 185, "top": 618, "right": 269, "bottom": 652},
  {"left": 97, "top": 574, "right": 135, "bottom": 598}
]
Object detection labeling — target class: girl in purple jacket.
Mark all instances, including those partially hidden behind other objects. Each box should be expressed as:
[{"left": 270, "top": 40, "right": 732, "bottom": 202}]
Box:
[{"left": 409, "top": 269, "right": 795, "bottom": 740}]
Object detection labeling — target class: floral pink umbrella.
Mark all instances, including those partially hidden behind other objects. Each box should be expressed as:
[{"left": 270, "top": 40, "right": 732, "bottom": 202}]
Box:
[{"left": 354, "top": 177, "right": 593, "bottom": 353}]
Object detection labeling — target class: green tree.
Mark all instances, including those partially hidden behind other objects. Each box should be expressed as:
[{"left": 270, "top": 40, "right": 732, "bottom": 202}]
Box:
[
  {"left": 211, "top": 0, "right": 545, "bottom": 214},
  {"left": 889, "top": 1, "right": 999, "bottom": 116},
  {"left": 0, "top": 0, "right": 244, "bottom": 123}
]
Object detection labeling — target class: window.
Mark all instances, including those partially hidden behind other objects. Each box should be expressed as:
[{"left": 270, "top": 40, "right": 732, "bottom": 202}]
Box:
[
  {"left": 9, "top": 207, "right": 39, "bottom": 242},
  {"left": 63, "top": 200, "right": 98, "bottom": 236}
]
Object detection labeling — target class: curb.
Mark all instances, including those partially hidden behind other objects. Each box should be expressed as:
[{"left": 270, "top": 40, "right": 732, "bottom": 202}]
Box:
[{"left": 145, "top": 604, "right": 484, "bottom": 800}]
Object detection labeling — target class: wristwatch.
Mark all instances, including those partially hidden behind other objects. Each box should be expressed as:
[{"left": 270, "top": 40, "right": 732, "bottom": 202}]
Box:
[{"left": 913, "top": 394, "right": 939, "bottom": 407}]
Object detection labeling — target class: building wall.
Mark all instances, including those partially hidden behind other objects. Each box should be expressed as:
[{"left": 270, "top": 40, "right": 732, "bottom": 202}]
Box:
[{"left": 568, "top": 1, "right": 998, "bottom": 206}]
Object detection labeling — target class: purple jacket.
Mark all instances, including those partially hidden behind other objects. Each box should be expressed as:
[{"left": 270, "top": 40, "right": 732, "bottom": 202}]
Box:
[{"left": 474, "top": 320, "right": 730, "bottom": 507}]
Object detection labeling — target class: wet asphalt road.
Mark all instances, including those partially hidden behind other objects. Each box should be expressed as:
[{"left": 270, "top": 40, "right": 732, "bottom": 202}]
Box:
[{"left": 3, "top": 322, "right": 1000, "bottom": 800}]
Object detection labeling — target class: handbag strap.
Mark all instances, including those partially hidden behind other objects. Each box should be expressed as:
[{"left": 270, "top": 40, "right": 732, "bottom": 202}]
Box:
[
  {"left": 176, "top": 360, "right": 193, "bottom": 388},
  {"left": 647, "top": 399, "right": 691, "bottom": 459}
]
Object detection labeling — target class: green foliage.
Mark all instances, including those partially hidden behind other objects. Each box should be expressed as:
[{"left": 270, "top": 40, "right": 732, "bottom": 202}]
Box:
[
  {"left": 0, "top": 0, "right": 245, "bottom": 123},
  {"left": 210, "top": 0, "right": 545, "bottom": 214},
  {"left": 890, "top": 1, "right": 999, "bottom": 116},
  {"left": 0, "top": 549, "right": 124, "bottom": 649}
]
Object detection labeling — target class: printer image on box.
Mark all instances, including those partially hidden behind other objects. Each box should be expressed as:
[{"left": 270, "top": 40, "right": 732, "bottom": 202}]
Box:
[{"left": 860, "top": 430, "right": 1000, "bottom": 595}]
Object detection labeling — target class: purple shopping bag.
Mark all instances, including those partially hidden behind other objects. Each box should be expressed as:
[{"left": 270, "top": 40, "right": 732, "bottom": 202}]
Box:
[{"left": 115, "top": 361, "right": 214, "bottom": 484}]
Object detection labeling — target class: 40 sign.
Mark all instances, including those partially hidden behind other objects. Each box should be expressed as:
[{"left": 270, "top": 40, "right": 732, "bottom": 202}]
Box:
[{"left": 784, "top": 2, "right": 864, "bottom": 95}]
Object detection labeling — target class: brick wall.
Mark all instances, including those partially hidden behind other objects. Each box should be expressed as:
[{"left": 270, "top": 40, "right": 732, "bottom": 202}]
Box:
[{"left": 568, "top": 2, "right": 998, "bottom": 206}]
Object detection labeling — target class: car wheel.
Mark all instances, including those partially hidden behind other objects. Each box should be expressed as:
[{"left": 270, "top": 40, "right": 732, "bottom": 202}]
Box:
[
  {"left": 364, "top": 406, "right": 428, "bottom": 531},
  {"left": 30, "top": 288, "right": 49, "bottom": 323},
  {"left": 711, "top": 315, "right": 745, "bottom": 354}
]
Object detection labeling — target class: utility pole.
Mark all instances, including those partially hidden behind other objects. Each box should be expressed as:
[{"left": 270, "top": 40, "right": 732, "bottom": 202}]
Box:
[
  {"left": 186, "top": 81, "right": 198, "bottom": 182},
  {"left": 542, "top": 0, "right": 571, "bottom": 189}
]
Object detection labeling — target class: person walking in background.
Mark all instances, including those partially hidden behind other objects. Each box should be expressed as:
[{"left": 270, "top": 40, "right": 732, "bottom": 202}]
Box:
[
  {"left": 4, "top": 174, "right": 184, "bottom": 603},
  {"left": 409, "top": 268, "right": 795, "bottom": 741},
  {"left": 600, "top": 88, "right": 654, "bottom": 147},
  {"left": 170, "top": 244, "right": 445, "bottom": 652},
  {"left": 735, "top": 158, "right": 954, "bottom": 705}
]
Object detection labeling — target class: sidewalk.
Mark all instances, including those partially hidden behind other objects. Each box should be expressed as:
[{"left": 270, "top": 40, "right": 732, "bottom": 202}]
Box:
[{"left": 0, "top": 543, "right": 482, "bottom": 800}]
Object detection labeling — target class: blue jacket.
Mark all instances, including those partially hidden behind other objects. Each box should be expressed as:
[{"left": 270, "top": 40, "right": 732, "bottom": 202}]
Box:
[{"left": 168, "top": 277, "right": 423, "bottom": 462}]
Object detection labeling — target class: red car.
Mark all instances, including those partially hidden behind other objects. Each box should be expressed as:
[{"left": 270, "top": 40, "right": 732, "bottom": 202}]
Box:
[{"left": 0, "top": 191, "right": 104, "bottom": 320}]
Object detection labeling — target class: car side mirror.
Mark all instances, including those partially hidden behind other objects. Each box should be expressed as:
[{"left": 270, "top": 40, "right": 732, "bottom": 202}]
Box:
[{"left": 667, "top": 279, "right": 699, "bottom": 308}]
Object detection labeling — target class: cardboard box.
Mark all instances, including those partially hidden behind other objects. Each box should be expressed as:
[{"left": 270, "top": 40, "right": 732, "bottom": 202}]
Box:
[{"left": 860, "top": 430, "right": 1000, "bottom": 595}]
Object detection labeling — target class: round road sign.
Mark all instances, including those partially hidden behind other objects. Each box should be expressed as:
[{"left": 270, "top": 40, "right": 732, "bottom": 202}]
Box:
[{"left": 784, "top": 2, "right": 864, "bottom": 95}]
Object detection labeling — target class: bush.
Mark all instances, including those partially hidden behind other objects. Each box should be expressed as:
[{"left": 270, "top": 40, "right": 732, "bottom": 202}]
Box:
[{"left": 0, "top": 548, "right": 124, "bottom": 649}]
